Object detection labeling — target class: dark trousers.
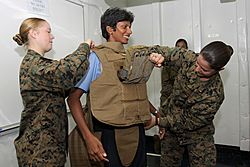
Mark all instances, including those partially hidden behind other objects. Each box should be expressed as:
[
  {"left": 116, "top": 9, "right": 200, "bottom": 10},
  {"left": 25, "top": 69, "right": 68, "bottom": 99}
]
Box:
[{"left": 101, "top": 125, "right": 146, "bottom": 167}]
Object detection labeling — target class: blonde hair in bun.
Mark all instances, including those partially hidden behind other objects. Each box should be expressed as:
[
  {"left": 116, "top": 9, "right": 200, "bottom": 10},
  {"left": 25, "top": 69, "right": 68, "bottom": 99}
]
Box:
[
  {"left": 13, "top": 34, "right": 24, "bottom": 46},
  {"left": 13, "top": 17, "right": 46, "bottom": 46}
]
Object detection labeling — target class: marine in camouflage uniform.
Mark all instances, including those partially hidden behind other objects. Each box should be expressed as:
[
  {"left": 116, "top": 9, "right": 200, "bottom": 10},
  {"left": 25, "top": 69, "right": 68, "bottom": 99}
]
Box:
[
  {"left": 152, "top": 45, "right": 225, "bottom": 167},
  {"left": 14, "top": 43, "right": 90, "bottom": 167}
]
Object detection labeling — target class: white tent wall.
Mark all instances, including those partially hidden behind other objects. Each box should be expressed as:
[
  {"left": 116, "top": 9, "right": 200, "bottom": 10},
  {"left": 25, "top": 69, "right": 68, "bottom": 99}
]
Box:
[
  {"left": 247, "top": 0, "right": 250, "bottom": 152},
  {"left": 240, "top": 0, "right": 250, "bottom": 152},
  {"left": 0, "top": 0, "right": 249, "bottom": 166}
]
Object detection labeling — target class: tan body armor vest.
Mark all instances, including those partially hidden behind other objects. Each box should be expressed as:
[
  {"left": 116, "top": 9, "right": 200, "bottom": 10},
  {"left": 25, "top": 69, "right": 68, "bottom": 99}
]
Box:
[{"left": 89, "top": 44, "right": 151, "bottom": 127}]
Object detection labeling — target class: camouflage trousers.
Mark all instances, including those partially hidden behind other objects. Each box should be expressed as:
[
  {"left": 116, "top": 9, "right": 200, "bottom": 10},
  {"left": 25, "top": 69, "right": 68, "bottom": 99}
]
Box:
[
  {"left": 14, "top": 132, "right": 66, "bottom": 167},
  {"left": 160, "top": 131, "right": 216, "bottom": 167}
]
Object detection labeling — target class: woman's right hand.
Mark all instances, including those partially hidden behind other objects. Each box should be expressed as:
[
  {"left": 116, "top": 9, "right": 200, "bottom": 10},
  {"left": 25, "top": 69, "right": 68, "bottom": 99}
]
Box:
[
  {"left": 85, "top": 133, "right": 109, "bottom": 162},
  {"left": 85, "top": 39, "right": 95, "bottom": 49}
]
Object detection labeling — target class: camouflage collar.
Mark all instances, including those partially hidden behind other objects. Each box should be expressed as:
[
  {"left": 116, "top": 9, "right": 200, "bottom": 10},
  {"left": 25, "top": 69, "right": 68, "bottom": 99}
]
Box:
[{"left": 27, "top": 49, "right": 43, "bottom": 57}]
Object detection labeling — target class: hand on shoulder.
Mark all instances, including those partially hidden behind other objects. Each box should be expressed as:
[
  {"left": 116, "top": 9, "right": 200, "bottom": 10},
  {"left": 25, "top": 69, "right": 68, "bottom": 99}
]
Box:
[{"left": 85, "top": 39, "right": 95, "bottom": 49}]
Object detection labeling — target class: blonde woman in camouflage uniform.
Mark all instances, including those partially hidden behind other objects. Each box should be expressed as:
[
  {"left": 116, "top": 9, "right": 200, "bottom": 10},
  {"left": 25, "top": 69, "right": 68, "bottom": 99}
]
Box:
[
  {"left": 13, "top": 17, "right": 93, "bottom": 166},
  {"left": 147, "top": 41, "right": 233, "bottom": 167}
]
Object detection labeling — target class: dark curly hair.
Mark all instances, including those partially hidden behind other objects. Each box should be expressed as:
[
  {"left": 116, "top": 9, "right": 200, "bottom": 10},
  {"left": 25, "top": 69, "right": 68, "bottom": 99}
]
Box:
[
  {"left": 101, "top": 7, "right": 134, "bottom": 41},
  {"left": 175, "top": 38, "right": 188, "bottom": 49}
]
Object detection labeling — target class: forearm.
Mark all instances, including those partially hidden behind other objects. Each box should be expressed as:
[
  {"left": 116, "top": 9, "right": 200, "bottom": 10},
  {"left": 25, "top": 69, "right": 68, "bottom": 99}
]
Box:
[
  {"left": 159, "top": 106, "right": 218, "bottom": 133},
  {"left": 69, "top": 101, "right": 92, "bottom": 140},
  {"left": 37, "top": 43, "right": 90, "bottom": 90}
]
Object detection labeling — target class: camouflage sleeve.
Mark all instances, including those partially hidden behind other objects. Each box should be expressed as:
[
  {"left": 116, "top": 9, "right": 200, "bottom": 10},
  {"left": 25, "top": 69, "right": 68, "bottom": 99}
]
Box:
[
  {"left": 160, "top": 66, "right": 174, "bottom": 116},
  {"left": 149, "top": 45, "right": 197, "bottom": 68},
  {"left": 159, "top": 93, "right": 224, "bottom": 133},
  {"left": 157, "top": 46, "right": 194, "bottom": 116},
  {"left": 36, "top": 43, "right": 90, "bottom": 90}
]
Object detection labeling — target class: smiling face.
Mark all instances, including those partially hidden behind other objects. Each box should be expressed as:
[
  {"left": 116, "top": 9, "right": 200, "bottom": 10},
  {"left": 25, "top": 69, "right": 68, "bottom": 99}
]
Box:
[
  {"left": 194, "top": 54, "right": 217, "bottom": 79},
  {"left": 107, "top": 21, "right": 132, "bottom": 44}
]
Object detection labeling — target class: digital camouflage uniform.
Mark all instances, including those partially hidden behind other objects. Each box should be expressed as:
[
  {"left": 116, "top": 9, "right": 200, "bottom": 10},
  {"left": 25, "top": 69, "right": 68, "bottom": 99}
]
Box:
[
  {"left": 160, "top": 48, "right": 184, "bottom": 105},
  {"left": 14, "top": 43, "right": 90, "bottom": 167},
  {"left": 160, "top": 48, "right": 182, "bottom": 166},
  {"left": 153, "top": 46, "right": 224, "bottom": 167}
]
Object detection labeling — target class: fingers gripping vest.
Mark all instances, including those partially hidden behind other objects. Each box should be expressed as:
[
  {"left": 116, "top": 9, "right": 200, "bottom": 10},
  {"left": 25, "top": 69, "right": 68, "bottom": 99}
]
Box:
[{"left": 90, "top": 45, "right": 151, "bottom": 127}]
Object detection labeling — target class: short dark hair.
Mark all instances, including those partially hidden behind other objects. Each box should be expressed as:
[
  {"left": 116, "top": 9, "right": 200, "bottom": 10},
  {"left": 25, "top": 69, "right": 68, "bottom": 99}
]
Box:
[
  {"left": 200, "top": 41, "right": 233, "bottom": 71},
  {"left": 175, "top": 38, "right": 188, "bottom": 49},
  {"left": 101, "top": 7, "right": 134, "bottom": 41}
]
